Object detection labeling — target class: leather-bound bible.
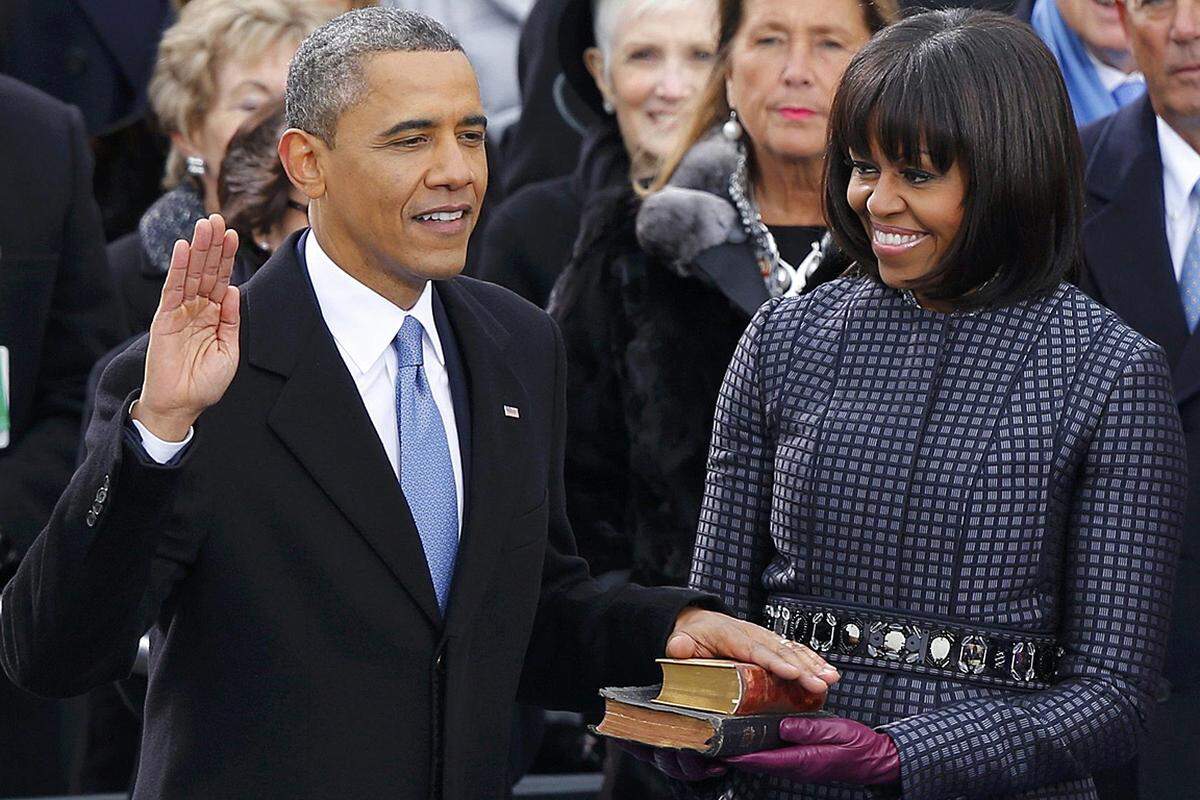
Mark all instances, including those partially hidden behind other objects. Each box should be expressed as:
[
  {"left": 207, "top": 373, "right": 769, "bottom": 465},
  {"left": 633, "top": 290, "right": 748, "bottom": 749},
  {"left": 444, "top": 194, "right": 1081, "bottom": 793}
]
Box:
[
  {"left": 653, "top": 658, "right": 825, "bottom": 715},
  {"left": 592, "top": 659, "right": 827, "bottom": 757}
]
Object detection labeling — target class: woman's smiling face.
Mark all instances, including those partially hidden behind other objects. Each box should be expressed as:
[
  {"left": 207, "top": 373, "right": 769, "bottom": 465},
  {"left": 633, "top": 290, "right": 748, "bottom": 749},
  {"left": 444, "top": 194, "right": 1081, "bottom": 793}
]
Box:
[{"left": 846, "top": 139, "right": 967, "bottom": 305}]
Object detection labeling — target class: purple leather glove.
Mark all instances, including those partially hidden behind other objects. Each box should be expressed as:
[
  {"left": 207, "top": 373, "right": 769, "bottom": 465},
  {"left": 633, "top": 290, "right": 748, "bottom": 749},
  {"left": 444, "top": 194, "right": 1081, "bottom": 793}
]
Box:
[
  {"left": 609, "top": 740, "right": 728, "bottom": 781},
  {"left": 724, "top": 716, "right": 900, "bottom": 786}
]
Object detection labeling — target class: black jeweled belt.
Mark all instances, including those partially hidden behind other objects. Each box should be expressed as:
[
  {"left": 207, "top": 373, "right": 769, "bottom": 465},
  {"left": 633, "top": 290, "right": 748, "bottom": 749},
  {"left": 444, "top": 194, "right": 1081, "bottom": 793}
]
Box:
[{"left": 763, "top": 595, "right": 1061, "bottom": 691}]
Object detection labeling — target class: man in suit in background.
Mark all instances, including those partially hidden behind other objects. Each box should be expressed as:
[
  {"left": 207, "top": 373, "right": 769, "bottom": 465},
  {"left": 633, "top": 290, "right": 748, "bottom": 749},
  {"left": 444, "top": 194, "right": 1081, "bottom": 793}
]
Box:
[
  {"left": 1079, "top": 0, "right": 1200, "bottom": 795},
  {"left": 0, "top": 74, "right": 124, "bottom": 795},
  {"left": 0, "top": 10, "right": 838, "bottom": 799}
]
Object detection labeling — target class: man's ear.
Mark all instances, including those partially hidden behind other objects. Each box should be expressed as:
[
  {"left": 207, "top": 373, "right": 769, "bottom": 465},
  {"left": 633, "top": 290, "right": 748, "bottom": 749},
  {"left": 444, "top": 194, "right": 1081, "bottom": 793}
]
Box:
[{"left": 279, "top": 128, "right": 327, "bottom": 200}]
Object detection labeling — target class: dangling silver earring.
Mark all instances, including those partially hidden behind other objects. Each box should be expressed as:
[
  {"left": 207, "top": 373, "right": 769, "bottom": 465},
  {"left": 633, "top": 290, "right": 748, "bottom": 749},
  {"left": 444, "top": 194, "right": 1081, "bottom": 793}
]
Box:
[
  {"left": 186, "top": 156, "right": 207, "bottom": 176},
  {"left": 722, "top": 109, "right": 742, "bottom": 141},
  {"left": 602, "top": 99, "right": 615, "bottom": 115}
]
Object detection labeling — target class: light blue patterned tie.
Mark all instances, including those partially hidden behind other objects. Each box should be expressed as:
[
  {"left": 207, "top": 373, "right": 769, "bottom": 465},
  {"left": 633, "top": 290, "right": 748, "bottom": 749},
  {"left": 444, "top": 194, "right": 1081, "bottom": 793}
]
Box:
[
  {"left": 393, "top": 316, "right": 459, "bottom": 612},
  {"left": 1112, "top": 80, "right": 1144, "bottom": 108},
  {"left": 1180, "top": 184, "right": 1200, "bottom": 333}
]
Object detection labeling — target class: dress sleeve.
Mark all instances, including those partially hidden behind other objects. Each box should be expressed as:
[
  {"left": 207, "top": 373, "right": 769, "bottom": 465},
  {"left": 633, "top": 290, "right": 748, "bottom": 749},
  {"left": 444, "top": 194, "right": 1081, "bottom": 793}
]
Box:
[
  {"left": 881, "top": 341, "right": 1188, "bottom": 799},
  {"left": 689, "top": 297, "right": 785, "bottom": 622}
]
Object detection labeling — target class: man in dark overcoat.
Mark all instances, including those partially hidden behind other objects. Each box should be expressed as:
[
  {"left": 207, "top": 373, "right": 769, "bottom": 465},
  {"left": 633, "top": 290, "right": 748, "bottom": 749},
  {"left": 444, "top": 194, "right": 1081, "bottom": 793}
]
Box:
[
  {"left": 1079, "top": 0, "right": 1200, "bottom": 794},
  {"left": 0, "top": 74, "right": 124, "bottom": 794}
]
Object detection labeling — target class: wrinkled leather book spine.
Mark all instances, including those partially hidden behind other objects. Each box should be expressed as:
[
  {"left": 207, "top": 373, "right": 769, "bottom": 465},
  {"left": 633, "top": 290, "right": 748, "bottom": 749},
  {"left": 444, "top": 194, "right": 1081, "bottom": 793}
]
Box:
[{"left": 705, "top": 714, "right": 785, "bottom": 757}]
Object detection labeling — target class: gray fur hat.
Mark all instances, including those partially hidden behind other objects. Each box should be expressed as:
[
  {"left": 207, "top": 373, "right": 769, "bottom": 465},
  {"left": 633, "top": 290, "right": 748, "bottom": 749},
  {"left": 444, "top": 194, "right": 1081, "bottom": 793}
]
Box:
[{"left": 635, "top": 131, "right": 745, "bottom": 276}]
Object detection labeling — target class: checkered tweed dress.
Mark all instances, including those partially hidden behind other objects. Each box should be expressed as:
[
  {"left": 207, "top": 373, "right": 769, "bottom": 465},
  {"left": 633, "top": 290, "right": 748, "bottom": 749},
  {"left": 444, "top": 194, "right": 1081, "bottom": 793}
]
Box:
[{"left": 688, "top": 277, "right": 1188, "bottom": 800}]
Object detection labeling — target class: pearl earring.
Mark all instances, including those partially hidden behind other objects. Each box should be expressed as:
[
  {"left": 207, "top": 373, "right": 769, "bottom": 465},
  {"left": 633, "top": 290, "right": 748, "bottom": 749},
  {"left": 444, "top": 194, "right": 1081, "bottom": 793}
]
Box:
[
  {"left": 602, "top": 99, "right": 615, "bottom": 115},
  {"left": 722, "top": 109, "right": 742, "bottom": 141},
  {"left": 186, "top": 156, "right": 207, "bottom": 176}
]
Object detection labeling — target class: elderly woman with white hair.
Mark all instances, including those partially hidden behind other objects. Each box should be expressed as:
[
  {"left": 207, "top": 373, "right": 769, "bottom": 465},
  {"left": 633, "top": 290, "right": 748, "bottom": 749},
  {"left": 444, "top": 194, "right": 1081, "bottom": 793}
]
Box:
[
  {"left": 475, "top": 0, "right": 718, "bottom": 306},
  {"left": 106, "top": 0, "right": 333, "bottom": 337}
]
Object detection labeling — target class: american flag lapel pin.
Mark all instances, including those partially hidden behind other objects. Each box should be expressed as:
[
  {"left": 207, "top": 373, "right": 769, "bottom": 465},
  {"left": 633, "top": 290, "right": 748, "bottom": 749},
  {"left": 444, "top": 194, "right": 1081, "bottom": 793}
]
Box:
[{"left": 503, "top": 405, "right": 520, "bottom": 419}]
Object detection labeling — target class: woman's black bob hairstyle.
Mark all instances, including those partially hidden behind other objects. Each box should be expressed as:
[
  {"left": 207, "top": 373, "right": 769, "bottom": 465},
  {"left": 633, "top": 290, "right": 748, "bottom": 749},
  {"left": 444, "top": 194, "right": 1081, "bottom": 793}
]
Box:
[{"left": 824, "top": 9, "right": 1083, "bottom": 310}]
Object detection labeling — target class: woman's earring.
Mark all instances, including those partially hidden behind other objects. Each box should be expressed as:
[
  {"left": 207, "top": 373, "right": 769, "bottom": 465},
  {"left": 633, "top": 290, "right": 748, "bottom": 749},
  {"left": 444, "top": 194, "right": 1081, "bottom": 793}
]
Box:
[
  {"left": 186, "top": 156, "right": 207, "bottom": 176},
  {"left": 602, "top": 99, "right": 615, "bottom": 115},
  {"left": 722, "top": 109, "right": 742, "bottom": 141}
]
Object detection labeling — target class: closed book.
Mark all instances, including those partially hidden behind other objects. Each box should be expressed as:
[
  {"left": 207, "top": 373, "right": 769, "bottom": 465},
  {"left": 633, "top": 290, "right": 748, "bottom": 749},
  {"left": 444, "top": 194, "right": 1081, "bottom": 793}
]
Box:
[
  {"left": 591, "top": 685, "right": 827, "bottom": 757},
  {"left": 654, "top": 658, "right": 825, "bottom": 715}
]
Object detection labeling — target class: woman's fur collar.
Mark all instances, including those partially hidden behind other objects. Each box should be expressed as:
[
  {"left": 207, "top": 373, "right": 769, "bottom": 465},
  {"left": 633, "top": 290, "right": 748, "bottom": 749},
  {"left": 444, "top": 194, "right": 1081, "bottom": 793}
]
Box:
[{"left": 636, "top": 131, "right": 745, "bottom": 275}]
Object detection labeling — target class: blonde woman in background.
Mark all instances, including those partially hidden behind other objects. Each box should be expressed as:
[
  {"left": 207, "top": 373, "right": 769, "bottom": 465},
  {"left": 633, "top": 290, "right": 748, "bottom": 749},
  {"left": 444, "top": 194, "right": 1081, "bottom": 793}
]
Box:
[{"left": 107, "top": 0, "right": 332, "bottom": 337}]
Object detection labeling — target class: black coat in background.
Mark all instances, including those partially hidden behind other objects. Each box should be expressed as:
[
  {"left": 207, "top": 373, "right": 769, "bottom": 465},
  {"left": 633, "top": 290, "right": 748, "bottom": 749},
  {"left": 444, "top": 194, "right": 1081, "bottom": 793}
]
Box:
[
  {"left": 0, "top": 231, "right": 711, "bottom": 799},
  {"left": 496, "top": 0, "right": 599, "bottom": 196},
  {"left": 549, "top": 133, "right": 846, "bottom": 590},
  {"left": 107, "top": 183, "right": 258, "bottom": 338},
  {"left": 1078, "top": 96, "right": 1200, "bottom": 799},
  {"left": 0, "top": 74, "right": 123, "bottom": 796},
  {"left": 550, "top": 133, "right": 845, "bottom": 799},
  {"left": 477, "top": 123, "right": 628, "bottom": 306}
]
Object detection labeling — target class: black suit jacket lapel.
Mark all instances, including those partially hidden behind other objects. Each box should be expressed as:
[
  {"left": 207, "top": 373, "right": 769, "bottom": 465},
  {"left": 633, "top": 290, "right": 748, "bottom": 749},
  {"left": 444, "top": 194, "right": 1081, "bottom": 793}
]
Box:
[
  {"left": 245, "top": 231, "right": 442, "bottom": 627},
  {"left": 432, "top": 287, "right": 471, "bottom": 505},
  {"left": 1174, "top": 330, "right": 1200, "bottom": 404},
  {"left": 434, "top": 279, "right": 533, "bottom": 634},
  {"left": 1083, "top": 99, "right": 1192, "bottom": 365}
]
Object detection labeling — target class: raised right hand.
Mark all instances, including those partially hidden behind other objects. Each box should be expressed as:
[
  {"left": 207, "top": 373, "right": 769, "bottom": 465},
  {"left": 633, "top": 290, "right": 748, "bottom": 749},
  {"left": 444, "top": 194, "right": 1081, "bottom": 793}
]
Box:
[{"left": 131, "top": 214, "right": 240, "bottom": 441}]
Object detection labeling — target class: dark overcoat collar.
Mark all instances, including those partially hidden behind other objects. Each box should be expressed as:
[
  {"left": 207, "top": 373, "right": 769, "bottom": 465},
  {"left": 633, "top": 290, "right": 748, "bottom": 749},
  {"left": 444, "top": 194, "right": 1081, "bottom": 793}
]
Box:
[
  {"left": 1082, "top": 96, "right": 1200, "bottom": 403},
  {"left": 240, "top": 230, "right": 531, "bottom": 632}
]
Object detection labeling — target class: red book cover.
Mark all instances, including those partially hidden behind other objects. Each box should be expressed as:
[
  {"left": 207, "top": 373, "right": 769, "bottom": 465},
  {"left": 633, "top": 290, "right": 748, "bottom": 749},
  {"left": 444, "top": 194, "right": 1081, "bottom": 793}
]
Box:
[{"left": 733, "top": 662, "right": 825, "bottom": 715}]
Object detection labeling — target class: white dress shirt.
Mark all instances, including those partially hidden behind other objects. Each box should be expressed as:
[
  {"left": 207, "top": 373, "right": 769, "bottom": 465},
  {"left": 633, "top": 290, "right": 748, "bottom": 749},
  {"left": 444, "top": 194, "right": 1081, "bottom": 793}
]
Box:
[
  {"left": 1087, "top": 50, "right": 1144, "bottom": 96},
  {"left": 135, "top": 231, "right": 465, "bottom": 532},
  {"left": 1157, "top": 117, "right": 1200, "bottom": 283}
]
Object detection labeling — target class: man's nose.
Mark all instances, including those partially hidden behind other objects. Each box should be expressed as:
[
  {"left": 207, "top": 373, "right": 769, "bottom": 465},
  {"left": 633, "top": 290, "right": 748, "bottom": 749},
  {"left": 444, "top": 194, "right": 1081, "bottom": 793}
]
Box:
[
  {"left": 427, "top": 136, "right": 474, "bottom": 190},
  {"left": 1171, "top": 0, "right": 1200, "bottom": 42}
]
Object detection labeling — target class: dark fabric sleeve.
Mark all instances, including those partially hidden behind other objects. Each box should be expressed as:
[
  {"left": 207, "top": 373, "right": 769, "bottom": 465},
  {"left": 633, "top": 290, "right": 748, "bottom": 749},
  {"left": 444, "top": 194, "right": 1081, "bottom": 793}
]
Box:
[
  {"left": 882, "top": 342, "right": 1188, "bottom": 800},
  {"left": 0, "top": 104, "right": 124, "bottom": 554},
  {"left": 474, "top": 202, "right": 545, "bottom": 305},
  {"left": 0, "top": 339, "right": 195, "bottom": 699},
  {"left": 550, "top": 254, "right": 634, "bottom": 579},
  {"left": 688, "top": 298, "right": 785, "bottom": 622},
  {"left": 517, "top": 316, "right": 719, "bottom": 711}
]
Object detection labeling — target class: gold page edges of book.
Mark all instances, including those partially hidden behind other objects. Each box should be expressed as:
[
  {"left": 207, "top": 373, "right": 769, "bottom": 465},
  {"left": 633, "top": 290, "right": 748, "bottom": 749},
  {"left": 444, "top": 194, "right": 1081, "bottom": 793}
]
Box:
[
  {"left": 653, "top": 659, "right": 744, "bottom": 714},
  {"left": 593, "top": 698, "right": 716, "bottom": 751}
]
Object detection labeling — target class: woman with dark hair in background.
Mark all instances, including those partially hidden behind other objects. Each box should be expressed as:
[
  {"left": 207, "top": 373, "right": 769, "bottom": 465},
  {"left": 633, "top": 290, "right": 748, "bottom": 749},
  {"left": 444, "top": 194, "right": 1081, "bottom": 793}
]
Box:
[
  {"left": 218, "top": 99, "right": 310, "bottom": 273},
  {"left": 636, "top": 10, "right": 1186, "bottom": 799},
  {"left": 548, "top": 0, "right": 895, "bottom": 795}
]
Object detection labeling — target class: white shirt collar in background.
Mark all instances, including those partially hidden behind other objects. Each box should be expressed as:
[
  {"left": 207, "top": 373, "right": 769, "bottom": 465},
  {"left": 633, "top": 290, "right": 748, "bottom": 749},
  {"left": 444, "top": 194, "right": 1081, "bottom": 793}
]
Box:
[
  {"left": 1158, "top": 117, "right": 1200, "bottom": 282},
  {"left": 1086, "top": 50, "right": 1144, "bottom": 94}
]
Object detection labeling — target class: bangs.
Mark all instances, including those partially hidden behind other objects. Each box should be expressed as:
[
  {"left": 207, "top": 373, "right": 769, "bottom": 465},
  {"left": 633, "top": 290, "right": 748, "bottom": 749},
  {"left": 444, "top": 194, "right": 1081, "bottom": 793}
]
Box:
[
  {"left": 838, "top": 53, "right": 964, "bottom": 175},
  {"left": 824, "top": 9, "right": 1082, "bottom": 311}
]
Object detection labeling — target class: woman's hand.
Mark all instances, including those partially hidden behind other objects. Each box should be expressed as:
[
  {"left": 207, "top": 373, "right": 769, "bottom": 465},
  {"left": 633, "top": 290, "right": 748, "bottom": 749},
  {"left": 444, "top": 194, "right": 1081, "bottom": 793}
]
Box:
[
  {"left": 724, "top": 716, "right": 900, "bottom": 786},
  {"left": 132, "top": 214, "right": 240, "bottom": 441}
]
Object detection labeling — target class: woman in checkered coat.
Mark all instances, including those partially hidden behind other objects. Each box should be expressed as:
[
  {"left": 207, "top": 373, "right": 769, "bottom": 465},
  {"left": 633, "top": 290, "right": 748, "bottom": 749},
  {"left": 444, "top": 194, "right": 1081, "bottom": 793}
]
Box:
[{"left": 668, "top": 9, "right": 1189, "bottom": 800}]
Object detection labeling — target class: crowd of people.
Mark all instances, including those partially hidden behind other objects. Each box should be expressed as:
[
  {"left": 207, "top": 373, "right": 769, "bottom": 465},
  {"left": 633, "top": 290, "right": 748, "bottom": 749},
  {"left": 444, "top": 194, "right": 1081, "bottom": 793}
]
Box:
[{"left": 0, "top": 0, "right": 1195, "bottom": 799}]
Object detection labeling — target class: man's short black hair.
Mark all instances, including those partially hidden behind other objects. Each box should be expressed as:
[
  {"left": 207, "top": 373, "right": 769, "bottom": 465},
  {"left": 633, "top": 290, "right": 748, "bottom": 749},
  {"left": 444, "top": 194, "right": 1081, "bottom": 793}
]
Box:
[{"left": 824, "top": 9, "right": 1083, "bottom": 309}]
